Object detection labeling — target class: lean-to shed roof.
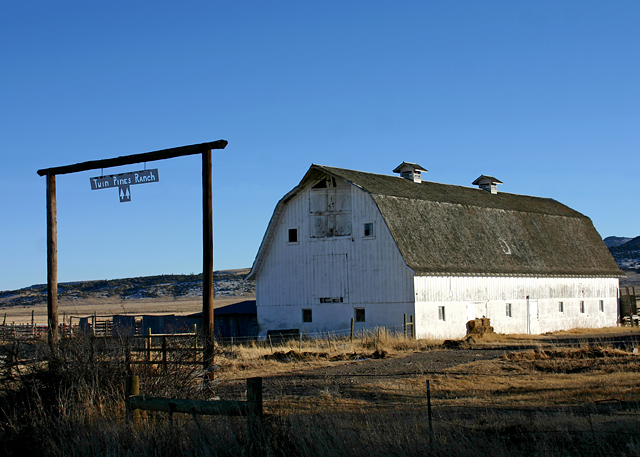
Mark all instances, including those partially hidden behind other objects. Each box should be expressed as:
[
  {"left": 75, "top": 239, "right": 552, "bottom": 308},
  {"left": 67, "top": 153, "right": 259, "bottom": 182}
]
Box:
[{"left": 248, "top": 165, "right": 621, "bottom": 279}]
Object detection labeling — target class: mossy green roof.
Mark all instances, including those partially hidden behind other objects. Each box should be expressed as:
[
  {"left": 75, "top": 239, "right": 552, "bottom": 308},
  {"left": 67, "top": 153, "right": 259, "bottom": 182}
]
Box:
[{"left": 314, "top": 165, "right": 621, "bottom": 277}]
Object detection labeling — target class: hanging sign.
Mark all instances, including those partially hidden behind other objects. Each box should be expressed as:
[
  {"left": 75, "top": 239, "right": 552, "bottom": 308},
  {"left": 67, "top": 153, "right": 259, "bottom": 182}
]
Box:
[{"left": 90, "top": 169, "right": 159, "bottom": 202}]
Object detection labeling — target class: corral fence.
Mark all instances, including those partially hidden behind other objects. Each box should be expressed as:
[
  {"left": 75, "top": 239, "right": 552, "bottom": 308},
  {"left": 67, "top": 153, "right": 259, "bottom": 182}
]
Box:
[
  {"left": 125, "top": 376, "right": 263, "bottom": 435},
  {"left": 0, "top": 311, "right": 418, "bottom": 348},
  {"left": 620, "top": 286, "right": 639, "bottom": 326}
]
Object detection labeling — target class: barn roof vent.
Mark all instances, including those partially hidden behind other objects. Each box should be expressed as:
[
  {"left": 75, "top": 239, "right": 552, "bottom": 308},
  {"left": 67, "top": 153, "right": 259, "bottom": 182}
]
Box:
[
  {"left": 472, "top": 175, "right": 503, "bottom": 194},
  {"left": 393, "top": 162, "right": 427, "bottom": 183}
]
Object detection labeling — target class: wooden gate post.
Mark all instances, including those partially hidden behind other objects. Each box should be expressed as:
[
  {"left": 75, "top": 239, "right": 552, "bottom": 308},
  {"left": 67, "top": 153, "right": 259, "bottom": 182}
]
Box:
[
  {"left": 37, "top": 141, "right": 227, "bottom": 355},
  {"left": 46, "top": 173, "right": 59, "bottom": 351},
  {"left": 202, "top": 147, "right": 215, "bottom": 369}
]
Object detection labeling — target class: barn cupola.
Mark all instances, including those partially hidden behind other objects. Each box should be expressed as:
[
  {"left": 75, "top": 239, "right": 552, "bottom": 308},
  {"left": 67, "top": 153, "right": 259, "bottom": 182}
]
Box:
[
  {"left": 472, "top": 175, "right": 503, "bottom": 194},
  {"left": 393, "top": 162, "right": 428, "bottom": 183}
]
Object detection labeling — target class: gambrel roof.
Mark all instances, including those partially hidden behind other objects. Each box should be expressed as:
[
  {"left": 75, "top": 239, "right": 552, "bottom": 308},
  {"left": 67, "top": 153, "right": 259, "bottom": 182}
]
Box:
[{"left": 248, "top": 165, "right": 622, "bottom": 279}]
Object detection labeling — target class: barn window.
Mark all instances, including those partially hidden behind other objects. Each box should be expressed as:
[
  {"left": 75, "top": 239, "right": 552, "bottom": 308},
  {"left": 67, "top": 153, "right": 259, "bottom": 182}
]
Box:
[
  {"left": 309, "top": 180, "right": 352, "bottom": 238},
  {"left": 438, "top": 306, "right": 446, "bottom": 321},
  {"left": 580, "top": 301, "right": 585, "bottom": 313},
  {"left": 302, "top": 309, "right": 312, "bottom": 323},
  {"left": 320, "top": 297, "right": 343, "bottom": 303},
  {"left": 559, "top": 301, "right": 564, "bottom": 313},
  {"left": 363, "top": 222, "right": 374, "bottom": 237},
  {"left": 288, "top": 228, "right": 298, "bottom": 243},
  {"left": 599, "top": 300, "right": 604, "bottom": 312},
  {"left": 355, "top": 308, "right": 365, "bottom": 322},
  {"left": 506, "top": 303, "right": 512, "bottom": 317}
]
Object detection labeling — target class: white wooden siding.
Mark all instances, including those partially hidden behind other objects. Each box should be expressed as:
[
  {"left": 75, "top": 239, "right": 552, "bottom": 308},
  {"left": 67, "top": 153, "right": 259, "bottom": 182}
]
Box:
[
  {"left": 256, "top": 183, "right": 415, "bottom": 336},
  {"left": 414, "top": 276, "right": 619, "bottom": 339}
]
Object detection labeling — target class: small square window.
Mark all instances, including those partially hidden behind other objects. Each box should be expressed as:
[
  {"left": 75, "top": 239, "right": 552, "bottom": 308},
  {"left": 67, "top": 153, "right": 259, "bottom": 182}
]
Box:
[
  {"left": 559, "top": 301, "right": 564, "bottom": 313},
  {"left": 363, "top": 222, "right": 374, "bottom": 237},
  {"left": 599, "top": 300, "right": 604, "bottom": 312},
  {"left": 355, "top": 308, "right": 365, "bottom": 323},
  {"left": 438, "top": 306, "right": 446, "bottom": 321},
  {"left": 506, "top": 303, "right": 512, "bottom": 317},
  {"left": 288, "top": 228, "right": 298, "bottom": 243},
  {"left": 580, "top": 301, "right": 585, "bottom": 313},
  {"left": 302, "top": 309, "right": 312, "bottom": 323}
]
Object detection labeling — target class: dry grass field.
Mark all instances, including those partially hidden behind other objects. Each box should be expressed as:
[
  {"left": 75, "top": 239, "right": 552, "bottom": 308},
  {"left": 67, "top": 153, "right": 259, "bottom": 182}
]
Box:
[
  {"left": 622, "top": 269, "right": 640, "bottom": 288},
  {"left": 0, "top": 294, "right": 254, "bottom": 325},
  {"left": 2, "top": 329, "right": 639, "bottom": 456}
]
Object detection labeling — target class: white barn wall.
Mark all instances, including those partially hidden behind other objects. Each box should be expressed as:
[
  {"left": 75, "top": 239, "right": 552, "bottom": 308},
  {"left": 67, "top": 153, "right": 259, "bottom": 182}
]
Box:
[
  {"left": 256, "top": 184, "right": 415, "bottom": 336},
  {"left": 414, "top": 276, "right": 619, "bottom": 339}
]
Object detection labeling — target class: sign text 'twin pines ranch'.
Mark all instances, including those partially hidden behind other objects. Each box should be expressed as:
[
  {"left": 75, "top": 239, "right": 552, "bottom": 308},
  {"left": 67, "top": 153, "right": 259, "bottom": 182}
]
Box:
[{"left": 90, "top": 169, "right": 159, "bottom": 202}]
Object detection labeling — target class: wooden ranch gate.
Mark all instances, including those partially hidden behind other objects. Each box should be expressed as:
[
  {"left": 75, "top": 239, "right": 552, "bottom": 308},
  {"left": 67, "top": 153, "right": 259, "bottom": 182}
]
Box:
[{"left": 37, "top": 141, "right": 228, "bottom": 367}]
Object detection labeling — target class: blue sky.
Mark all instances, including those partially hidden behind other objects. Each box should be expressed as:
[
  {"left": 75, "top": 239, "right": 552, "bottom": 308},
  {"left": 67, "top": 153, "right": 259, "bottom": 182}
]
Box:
[{"left": 1, "top": 1, "right": 638, "bottom": 291}]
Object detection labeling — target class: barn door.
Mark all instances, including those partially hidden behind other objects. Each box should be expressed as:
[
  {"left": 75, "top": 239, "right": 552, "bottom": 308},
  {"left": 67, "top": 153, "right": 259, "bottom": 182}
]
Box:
[
  {"left": 466, "top": 303, "right": 476, "bottom": 322},
  {"left": 312, "top": 254, "right": 349, "bottom": 302},
  {"left": 527, "top": 299, "right": 539, "bottom": 334}
]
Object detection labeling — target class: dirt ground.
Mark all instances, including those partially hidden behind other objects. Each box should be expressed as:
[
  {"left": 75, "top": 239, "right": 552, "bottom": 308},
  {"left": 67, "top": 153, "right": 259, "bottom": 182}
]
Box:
[{"left": 213, "top": 329, "right": 640, "bottom": 404}]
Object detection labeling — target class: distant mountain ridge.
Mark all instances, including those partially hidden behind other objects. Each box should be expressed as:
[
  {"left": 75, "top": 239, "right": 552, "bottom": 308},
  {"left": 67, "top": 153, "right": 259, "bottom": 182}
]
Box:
[
  {"left": 606, "top": 236, "right": 640, "bottom": 271},
  {"left": 603, "top": 236, "right": 633, "bottom": 248},
  {"left": 0, "top": 270, "right": 255, "bottom": 309},
  {"left": 621, "top": 236, "right": 640, "bottom": 249}
]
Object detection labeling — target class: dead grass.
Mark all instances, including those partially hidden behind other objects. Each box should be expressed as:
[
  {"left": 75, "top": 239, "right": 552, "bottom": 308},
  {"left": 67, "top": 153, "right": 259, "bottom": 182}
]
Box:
[
  {"left": 0, "top": 295, "right": 254, "bottom": 324},
  {"left": 2, "top": 333, "right": 640, "bottom": 456},
  {"left": 417, "top": 345, "right": 640, "bottom": 409}
]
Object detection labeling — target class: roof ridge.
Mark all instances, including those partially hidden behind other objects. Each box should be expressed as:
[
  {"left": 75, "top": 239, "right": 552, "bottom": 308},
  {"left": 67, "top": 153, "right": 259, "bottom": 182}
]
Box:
[{"left": 313, "top": 164, "right": 567, "bottom": 208}]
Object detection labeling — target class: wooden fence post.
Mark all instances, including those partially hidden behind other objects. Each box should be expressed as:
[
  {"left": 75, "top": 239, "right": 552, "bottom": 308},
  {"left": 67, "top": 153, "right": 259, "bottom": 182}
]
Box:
[
  {"left": 403, "top": 314, "right": 407, "bottom": 338},
  {"left": 627, "top": 287, "right": 633, "bottom": 326},
  {"left": 247, "top": 377, "right": 263, "bottom": 440},
  {"left": 193, "top": 324, "right": 198, "bottom": 363},
  {"left": 426, "top": 379, "right": 433, "bottom": 433},
  {"left": 162, "top": 335, "right": 168, "bottom": 371},
  {"left": 125, "top": 375, "right": 140, "bottom": 422},
  {"left": 146, "top": 328, "right": 152, "bottom": 362},
  {"left": 426, "top": 379, "right": 434, "bottom": 443},
  {"left": 125, "top": 336, "right": 131, "bottom": 375},
  {"left": 350, "top": 318, "right": 354, "bottom": 344}
]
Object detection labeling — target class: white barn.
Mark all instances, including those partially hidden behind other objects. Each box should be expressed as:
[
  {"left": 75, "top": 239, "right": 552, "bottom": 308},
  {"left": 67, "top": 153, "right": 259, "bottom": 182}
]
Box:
[{"left": 246, "top": 163, "right": 622, "bottom": 339}]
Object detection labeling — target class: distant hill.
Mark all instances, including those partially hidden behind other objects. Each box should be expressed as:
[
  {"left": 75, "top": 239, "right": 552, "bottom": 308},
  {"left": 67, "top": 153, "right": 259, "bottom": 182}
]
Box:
[
  {"left": 607, "top": 236, "right": 640, "bottom": 272},
  {"left": 621, "top": 236, "right": 640, "bottom": 249},
  {"left": 603, "top": 236, "right": 633, "bottom": 248},
  {"left": 0, "top": 269, "right": 254, "bottom": 309}
]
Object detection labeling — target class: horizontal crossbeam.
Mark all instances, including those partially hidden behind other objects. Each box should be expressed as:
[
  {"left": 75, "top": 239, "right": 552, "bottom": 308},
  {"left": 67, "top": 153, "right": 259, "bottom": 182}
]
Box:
[
  {"left": 129, "top": 396, "right": 251, "bottom": 416},
  {"left": 37, "top": 140, "right": 228, "bottom": 176}
]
